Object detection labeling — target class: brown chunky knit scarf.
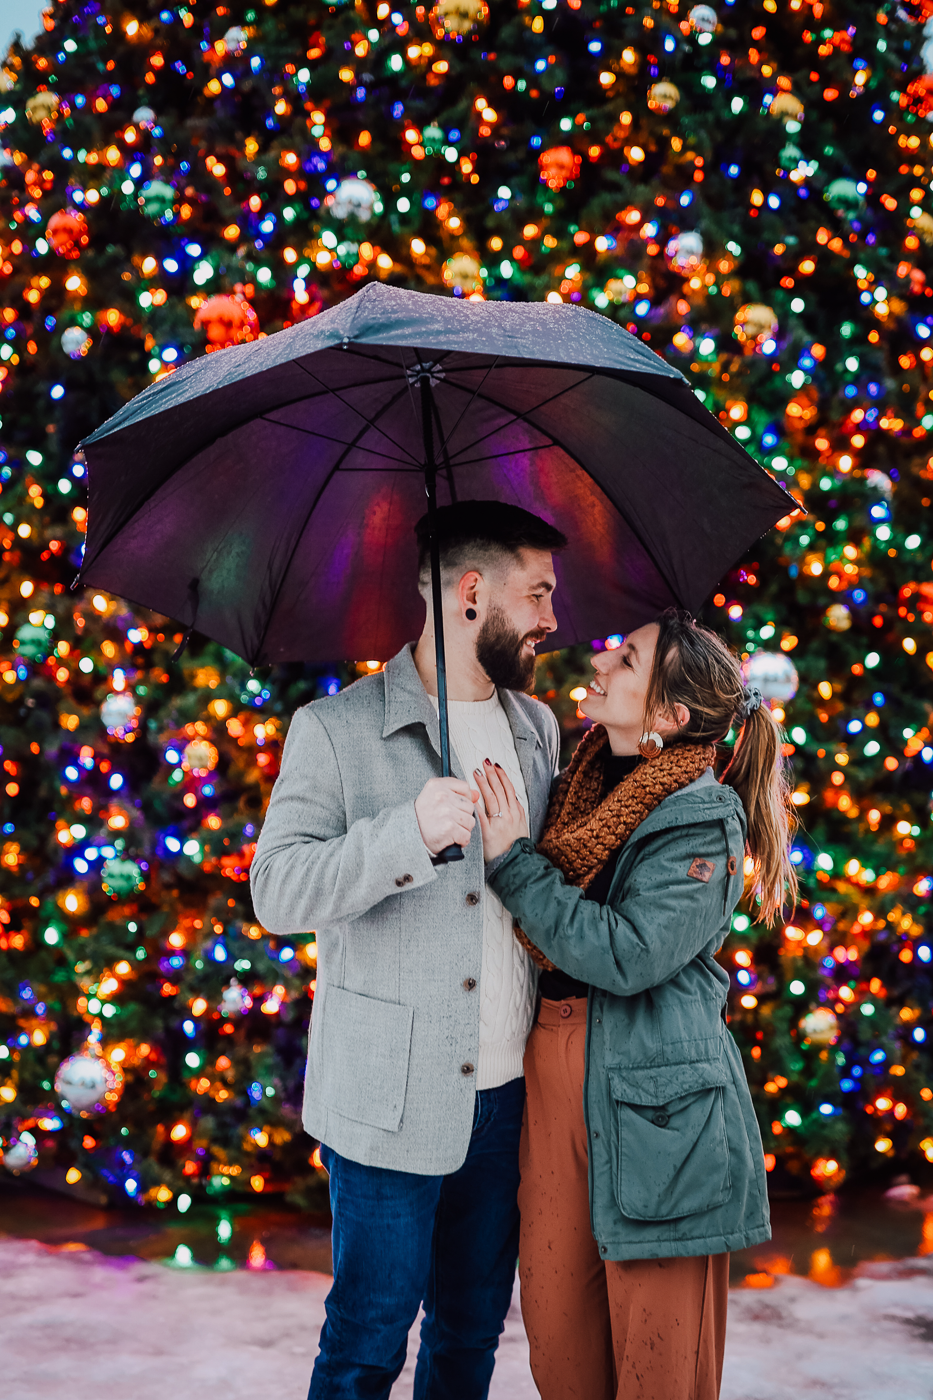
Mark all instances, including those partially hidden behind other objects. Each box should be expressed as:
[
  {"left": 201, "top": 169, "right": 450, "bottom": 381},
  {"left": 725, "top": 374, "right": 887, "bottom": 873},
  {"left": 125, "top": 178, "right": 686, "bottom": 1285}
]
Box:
[{"left": 514, "top": 726, "right": 718, "bottom": 971}]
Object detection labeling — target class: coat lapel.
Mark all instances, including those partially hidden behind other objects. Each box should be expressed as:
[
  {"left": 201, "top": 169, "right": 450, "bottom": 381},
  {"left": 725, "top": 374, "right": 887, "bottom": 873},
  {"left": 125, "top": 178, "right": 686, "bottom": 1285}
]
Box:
[
  {"left": 381, "top": 645, "right": 547, "bottom": 818},
  {"left": 381, "top": 644, "right": 466, "bottom": 780},
  {"left": 498, "top": 690, "right": 547, "bottom": 841}
]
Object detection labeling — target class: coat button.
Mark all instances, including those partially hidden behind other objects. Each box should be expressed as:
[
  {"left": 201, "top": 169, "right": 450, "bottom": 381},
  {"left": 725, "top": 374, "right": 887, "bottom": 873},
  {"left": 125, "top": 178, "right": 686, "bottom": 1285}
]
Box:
[
  {"left": 592, "top": 1130, "right": 600, "bottom": 1140},
  {"left": 395, "top": 874, "right": 413, "bottom": 887},
  {"left": 463, "top": 977, "right": 477, "bottom": 991},
  {"left": 600, "top": 1245, "right": 608, "bottom": 1255},
  {"left": 461, "top": 1062, "right": 475, "bottom": 1076},
  {"left": 559, "top": 1003, "right": 573, "bottom": 1019},
  {"left": 652, "top": 1111, "right": 670, "bottom": 1128},
  {"left": 465, "top": 891, "right": 480, "bottom": 907}
]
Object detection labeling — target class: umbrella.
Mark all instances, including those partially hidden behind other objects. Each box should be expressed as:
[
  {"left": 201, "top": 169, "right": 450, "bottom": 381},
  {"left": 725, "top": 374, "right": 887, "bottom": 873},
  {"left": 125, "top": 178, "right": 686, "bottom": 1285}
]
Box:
[{"left": 77, "top": 282, "right": 796, "bottom": 863}]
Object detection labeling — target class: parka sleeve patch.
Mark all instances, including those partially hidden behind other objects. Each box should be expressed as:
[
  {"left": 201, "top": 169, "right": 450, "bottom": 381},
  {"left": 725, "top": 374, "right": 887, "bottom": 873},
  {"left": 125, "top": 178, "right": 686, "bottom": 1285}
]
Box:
[{"left": 687, "top": 857, "right": 716, "bottom": 883}]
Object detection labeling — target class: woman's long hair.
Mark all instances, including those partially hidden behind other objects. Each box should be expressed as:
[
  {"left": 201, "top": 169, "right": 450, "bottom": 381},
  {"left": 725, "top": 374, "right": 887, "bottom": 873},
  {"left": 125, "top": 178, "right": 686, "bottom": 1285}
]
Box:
[{"left": 641, "top": 610, "right": 797, "bottom": 925}]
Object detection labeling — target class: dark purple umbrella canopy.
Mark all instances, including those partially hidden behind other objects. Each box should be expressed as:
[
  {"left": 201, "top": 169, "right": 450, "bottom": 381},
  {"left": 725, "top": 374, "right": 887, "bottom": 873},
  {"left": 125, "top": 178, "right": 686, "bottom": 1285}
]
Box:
[{"left": 78, "top": 282, "right": 795, "bottom": 666}]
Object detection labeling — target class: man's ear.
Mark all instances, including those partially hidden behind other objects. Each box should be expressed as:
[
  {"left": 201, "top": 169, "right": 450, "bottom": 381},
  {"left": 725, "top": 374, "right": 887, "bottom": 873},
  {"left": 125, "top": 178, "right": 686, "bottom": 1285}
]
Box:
[{"left": 457, "top": 570, "right": 482, "bottom": 617}]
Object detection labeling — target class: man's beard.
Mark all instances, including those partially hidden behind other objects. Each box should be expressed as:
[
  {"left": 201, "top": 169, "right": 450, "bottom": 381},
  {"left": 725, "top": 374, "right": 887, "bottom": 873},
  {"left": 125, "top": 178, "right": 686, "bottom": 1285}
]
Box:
[{"left": 475, "top": 605, "right": 544, "bottom": 693}]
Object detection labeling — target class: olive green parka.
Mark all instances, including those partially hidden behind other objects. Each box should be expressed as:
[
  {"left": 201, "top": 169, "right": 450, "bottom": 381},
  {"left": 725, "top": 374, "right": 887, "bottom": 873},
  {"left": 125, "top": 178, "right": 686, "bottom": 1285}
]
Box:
[{"left": 489, "top": 770, "right": 771, "bottom": 1262}]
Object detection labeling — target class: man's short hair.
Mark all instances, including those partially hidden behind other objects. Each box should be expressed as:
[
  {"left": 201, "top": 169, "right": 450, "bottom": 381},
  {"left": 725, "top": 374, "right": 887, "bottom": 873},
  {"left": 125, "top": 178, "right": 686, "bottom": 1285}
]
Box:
[{"left": 414, "top": 500, "right": 567, "bottom": 591}]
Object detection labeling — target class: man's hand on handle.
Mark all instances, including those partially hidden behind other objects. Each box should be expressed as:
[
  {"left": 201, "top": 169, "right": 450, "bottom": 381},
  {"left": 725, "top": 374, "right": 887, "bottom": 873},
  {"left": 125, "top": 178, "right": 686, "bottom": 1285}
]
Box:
[{"left": 415, "top": 777, "right": 480, "bottom": 856}]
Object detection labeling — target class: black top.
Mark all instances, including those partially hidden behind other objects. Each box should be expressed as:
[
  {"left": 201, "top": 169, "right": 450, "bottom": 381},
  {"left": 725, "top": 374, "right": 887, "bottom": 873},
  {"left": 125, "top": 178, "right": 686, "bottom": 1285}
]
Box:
[{"left": 537, "top": 752, "right": 642, "bottom": 1001}]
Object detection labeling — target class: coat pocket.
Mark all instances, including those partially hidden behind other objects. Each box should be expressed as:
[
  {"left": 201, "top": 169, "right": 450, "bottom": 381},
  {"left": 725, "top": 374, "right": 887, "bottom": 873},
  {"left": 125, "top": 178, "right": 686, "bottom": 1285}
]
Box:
[
  {"left": 321, "top": 986, "right": 414, "bottom": 1133},
  {"left": 608, "top": 1061, "right": 732, "bottom": 1222}
]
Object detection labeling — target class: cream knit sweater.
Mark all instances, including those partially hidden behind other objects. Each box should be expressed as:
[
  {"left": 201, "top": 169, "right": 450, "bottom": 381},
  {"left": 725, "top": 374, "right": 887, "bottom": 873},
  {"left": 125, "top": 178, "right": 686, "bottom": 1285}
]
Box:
[{"left": 434, "top": 693, "right": 535, "bottom": 1089}]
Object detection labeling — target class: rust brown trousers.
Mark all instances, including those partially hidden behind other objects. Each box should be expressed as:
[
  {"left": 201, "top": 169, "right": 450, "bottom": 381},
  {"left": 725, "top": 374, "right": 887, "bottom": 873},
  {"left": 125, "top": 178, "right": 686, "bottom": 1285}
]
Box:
[{"left": 518, "top": 997, "right": 729, "bottom": 1400}]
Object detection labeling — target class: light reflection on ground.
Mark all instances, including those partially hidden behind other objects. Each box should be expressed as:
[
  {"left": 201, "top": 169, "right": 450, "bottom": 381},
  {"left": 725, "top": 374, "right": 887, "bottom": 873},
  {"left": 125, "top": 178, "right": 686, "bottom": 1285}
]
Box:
[{"left": 2, "top": 1177, "right": 932, "bottom": 1286}]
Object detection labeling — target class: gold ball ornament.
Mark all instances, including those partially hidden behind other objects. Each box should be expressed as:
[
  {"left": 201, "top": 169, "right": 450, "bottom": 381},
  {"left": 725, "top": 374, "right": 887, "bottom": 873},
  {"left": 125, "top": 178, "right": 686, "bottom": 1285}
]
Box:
[
  {"left": 824, "top": 603, "right": 852, "bottom": 632},
  {"left": 603, "top": 279, "right": 631, "bottom": 305},
  {"left": 183, "top": 738, "right": 218, "bottom": 772},
  {"left": 647, "top": 80, "right": 680, "bottom": 113},
  {"left": 913, "top": 211, "right": 933, "bottom": 245},
  {"left": 734, "top": 303, "right": 778, "bottom": 346},
  {"left": 769, "top": 92, "right": 805, "bottom": 124},
  {"left": 799, "top": 1007, "right": 839, "bottom": 1045},
  {"left": 26, "top": 90, "right": 60, "bottom": 125},
  {"left": 430, "top": 0, "right": 488, "bottom": 38},
  {"left": 443, "top": 253, "right": 483, "bottom": 294}
]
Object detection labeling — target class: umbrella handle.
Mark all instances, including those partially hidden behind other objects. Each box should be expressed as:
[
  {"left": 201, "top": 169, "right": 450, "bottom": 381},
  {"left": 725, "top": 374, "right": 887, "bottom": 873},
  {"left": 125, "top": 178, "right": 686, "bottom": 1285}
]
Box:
[{"left": 432, "top": 843, "right": 465, "bottom": 866}]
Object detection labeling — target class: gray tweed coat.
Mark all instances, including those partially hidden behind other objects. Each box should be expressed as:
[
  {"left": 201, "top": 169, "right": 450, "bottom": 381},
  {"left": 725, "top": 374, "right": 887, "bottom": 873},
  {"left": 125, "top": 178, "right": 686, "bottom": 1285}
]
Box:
[{"left": 250, "top": 643, "right": 559, "bottom": 1174}]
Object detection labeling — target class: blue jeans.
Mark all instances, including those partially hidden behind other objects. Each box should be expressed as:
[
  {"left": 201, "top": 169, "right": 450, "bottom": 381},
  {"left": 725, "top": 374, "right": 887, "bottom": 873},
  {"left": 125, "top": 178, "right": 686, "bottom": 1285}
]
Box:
[{"left": 308, "top": 1076, "right": 525, "bottom": 1400}]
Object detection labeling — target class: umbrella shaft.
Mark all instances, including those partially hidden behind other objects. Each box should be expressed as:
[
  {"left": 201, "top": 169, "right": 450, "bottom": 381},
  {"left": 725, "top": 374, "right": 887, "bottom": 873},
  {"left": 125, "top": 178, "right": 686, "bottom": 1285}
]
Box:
[
  {"left": 421, "top": 376, "right": 464, "bottom": 867},
  {"left": 421, "top": 378, "right": 452, "bottom": 781}
]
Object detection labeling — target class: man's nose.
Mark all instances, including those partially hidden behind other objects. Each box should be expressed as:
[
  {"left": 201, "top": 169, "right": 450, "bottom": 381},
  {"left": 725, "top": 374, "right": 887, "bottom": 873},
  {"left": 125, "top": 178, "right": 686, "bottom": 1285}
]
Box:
[{"left": 541, "top": 599, "right": 558, "bottom": 633}]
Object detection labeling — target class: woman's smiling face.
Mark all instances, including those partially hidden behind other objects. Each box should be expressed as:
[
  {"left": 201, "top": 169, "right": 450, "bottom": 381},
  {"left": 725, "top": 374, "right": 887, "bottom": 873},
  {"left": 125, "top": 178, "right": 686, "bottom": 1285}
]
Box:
[{"left": 581, "top": 622, "right": 688, "bottom": 754}]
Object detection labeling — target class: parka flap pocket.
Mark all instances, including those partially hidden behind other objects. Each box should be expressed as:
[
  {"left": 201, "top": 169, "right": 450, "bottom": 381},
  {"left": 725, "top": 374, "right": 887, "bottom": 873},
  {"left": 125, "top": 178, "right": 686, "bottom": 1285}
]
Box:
[
  {"left": 608, "top": 1060, "right": 729, "bottom": 1107},
  {"left": 609, "top": 1060, "right": 731, "bottom": 1222}
]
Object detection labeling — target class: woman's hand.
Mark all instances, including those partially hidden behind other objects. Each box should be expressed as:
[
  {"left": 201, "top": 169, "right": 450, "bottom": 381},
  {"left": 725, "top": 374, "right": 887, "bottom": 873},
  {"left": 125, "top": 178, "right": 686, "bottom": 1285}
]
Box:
[{"left": 474, "top": 761, "right": 529, "bottom": 862}]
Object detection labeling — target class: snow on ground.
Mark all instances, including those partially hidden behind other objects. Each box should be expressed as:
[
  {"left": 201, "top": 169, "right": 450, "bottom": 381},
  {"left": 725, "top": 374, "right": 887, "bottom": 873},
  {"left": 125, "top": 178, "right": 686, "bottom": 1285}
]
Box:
[{"left": 1, "top": 1237, "right": 933, "bottom": 1399}]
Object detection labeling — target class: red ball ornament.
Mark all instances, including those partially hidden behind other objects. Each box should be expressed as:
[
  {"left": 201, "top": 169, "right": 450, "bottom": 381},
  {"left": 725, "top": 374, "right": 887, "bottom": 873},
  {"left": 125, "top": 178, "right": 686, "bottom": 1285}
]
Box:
[
  {"left": 46, "top": 208, "right": 89, "bottom": 259},
  {"left": 906, "top": 74, "right": 933, "bottom": 119},
  {"left": 290, "top": 281, "right": 325, "bottom": 323},
  {"left": 193, "top": 285, "right": 260, "bottom": 349},
  {"left": 537, "top": 145, "right": 581, "bottom": 191}
]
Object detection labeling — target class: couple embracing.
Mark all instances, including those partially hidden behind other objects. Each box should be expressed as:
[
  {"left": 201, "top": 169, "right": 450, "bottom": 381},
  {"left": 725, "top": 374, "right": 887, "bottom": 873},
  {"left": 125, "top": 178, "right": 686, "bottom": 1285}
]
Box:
[{"left": 251, "top": 501, "right": 793, "bottom": 1400}]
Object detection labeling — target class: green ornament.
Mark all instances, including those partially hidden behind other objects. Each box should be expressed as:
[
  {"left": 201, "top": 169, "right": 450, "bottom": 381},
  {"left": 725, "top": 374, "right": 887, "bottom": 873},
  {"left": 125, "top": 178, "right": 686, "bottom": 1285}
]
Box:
[
  {"left": 14, "top": 624, "right": 50, "bottom": 661},
  {"left": 101, "top": 857, "right": 144, "bottom": 898},
  {"left": 138, "top": 180, "right": 175, "bottom": 219},
  {"left": 824, "top": 178, "right": 864, "bottom": 216}
]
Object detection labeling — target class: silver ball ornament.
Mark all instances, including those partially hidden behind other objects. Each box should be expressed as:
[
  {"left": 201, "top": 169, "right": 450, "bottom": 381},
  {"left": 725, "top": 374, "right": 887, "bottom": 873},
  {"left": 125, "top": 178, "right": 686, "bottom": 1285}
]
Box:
[
  {"left": 742, "top": 651, "right": 799, "bottom": 704},
  {"left": 61, "top": 326, "right": 92, "bottom": 359},
  {"left": 55, "top": 1052, "right": 115, "bottom": 1114},
  {"left": 220, "top": 977, "right": 252, "bottom": 1015},
  {"left": 689, "top": 4, "right": 718, "bottom": 32},
  {"left": 2, "top": 1131, "right": 38, "bottom": 1173}
]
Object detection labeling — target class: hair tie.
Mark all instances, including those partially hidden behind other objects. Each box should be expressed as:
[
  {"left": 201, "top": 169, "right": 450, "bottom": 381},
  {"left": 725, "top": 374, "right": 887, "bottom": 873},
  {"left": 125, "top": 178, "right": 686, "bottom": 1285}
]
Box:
[{"left": 740, "top": 685, "right": 763, "bottom": 719}]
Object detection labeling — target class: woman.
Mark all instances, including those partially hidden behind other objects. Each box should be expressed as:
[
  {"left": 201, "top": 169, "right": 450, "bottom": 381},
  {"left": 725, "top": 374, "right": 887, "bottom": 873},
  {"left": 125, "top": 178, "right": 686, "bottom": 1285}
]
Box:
[{"left": 473, "top": 610, "right": 795, "bottom": 1400}]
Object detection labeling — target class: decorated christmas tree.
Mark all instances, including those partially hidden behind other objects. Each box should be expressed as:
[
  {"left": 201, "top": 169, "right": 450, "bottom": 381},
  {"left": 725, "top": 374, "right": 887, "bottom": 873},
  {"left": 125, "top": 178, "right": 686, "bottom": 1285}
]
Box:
[{"left": 1, "top": 0, "right": 932, "bottom": 1205}]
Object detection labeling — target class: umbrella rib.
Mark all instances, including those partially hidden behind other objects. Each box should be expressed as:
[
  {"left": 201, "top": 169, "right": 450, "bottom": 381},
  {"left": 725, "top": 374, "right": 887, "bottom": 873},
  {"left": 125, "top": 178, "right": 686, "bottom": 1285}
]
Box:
[
  {"left": 437, "top": 372, "right": 594, "bottom": 464},
  {"left": 257, "top": 414, "right": 421, "bottom": 468},
  {"left": 250, "top": 376, "right": 419, "bottom": 663},
  {"left": 290, "top": 356, "right": 425, "bottom": 466},
  {"left": 456, "top": 381, "right": 688, "bottom": 612},
  {"left": 434, "top": 354, "right": 501, "bottom": 463}
]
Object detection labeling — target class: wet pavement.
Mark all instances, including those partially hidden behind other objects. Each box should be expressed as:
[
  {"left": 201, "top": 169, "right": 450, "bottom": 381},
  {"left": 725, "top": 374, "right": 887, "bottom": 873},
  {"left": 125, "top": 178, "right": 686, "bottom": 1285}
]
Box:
[{"left": 1, "top": 1174, "right": 931, "bottom": 1286}]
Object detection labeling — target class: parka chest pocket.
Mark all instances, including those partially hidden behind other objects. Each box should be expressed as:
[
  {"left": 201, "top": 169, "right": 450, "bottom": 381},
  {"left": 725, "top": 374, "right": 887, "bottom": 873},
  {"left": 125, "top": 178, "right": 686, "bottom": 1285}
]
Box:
[{"left": 608, "top": 1061, "right": 732, "bottom": 1222}]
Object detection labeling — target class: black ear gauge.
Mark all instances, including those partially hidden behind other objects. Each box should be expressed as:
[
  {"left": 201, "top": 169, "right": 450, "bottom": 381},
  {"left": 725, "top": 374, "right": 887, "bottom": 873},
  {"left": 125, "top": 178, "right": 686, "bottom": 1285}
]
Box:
[{"left": 465, "top": 607, "right": 477, "bottom": 621}]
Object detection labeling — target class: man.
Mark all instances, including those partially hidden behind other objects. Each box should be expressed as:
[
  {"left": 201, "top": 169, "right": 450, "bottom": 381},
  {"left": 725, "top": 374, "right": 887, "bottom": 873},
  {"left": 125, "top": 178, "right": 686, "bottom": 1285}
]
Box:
[{"left": 251, "top": 500, "right": 567, "bottom": 1400}]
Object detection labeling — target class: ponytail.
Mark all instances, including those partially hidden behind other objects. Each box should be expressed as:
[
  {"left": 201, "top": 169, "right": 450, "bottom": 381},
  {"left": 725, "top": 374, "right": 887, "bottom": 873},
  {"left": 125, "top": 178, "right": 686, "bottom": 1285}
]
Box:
[
  {"left": 644, "top": 610, "right": 798, "bottom": 926},
  {"left": 721, "top": 703, "right": 797, "bottom": 925}
]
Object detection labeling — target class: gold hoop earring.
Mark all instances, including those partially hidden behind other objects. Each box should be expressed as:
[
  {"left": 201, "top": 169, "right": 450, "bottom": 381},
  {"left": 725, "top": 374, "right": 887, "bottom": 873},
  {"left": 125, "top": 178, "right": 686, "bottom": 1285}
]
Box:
[{"left": 637, "top": 731, "right": 664, "bottom": 759}]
